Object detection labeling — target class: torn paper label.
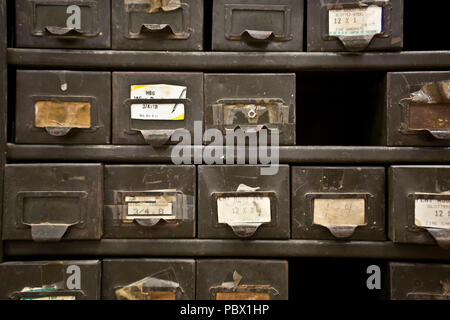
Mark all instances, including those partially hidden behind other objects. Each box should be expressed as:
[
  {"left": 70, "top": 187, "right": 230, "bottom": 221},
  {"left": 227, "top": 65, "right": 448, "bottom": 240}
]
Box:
[
  {"left": 130, "top": 84, "right": 186, "bottom": 121},
  {"left": 130, "top": 84, "right": 186, "bottom": 99},
  {"left": 415, "top": 199, "right": 450, "bottom": 229},
  {"left": 217, "top": 196, "right": 271, "bottom": 225},
  {"left": 125, "top": 196, "right": 176, "bottom": 220},
  {"left": 313, "top": 198, "right": 365, "bottom": 226},
  {"left": 329, "top": 6, "right": 383, "bottom": 37}
]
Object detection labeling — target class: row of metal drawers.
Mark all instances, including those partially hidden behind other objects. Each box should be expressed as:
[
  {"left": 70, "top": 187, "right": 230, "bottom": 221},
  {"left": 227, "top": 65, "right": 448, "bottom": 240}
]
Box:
[
  {"left": 3, "top": 164, "right": 449, "bottom": 247},
  {"left": 0, "top": 259, "right": 288, "bottom": 300},
  {"left": 14, "top": 0, "right": 404, "bottom": 52},
  {"left": 1, "top": 260, "right": 448, "bottom": 300},
  {"left": 13, "top": 70, "right": 450, "bottom": 146}
]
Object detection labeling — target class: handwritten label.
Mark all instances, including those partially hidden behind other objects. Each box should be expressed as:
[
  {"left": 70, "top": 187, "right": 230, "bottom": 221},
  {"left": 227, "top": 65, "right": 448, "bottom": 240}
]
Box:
[
  {"left": 313, "top": 198, "right": 365, "bottom": 226},
  {"left": 329, "top": 6, "right": 382, "bottom": 37},
  {"left": 130, "top": 84, "right": 186, "bottom": 121},
  {"left": 415, "top": 199, "right": 450, "bottom": 229},
  {"left": 217, "top": 196, "right": 271, "bottom": 225}
]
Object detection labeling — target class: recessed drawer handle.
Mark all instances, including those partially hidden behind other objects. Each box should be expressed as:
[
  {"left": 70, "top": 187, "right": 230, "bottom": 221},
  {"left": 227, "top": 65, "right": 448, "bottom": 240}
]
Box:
[{"left": 44, "top": 26, "right": 87, "bottom": 37}]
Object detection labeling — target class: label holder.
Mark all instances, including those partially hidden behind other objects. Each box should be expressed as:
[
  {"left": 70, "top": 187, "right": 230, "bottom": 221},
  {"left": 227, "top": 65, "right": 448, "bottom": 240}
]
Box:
[
  {"left": 211, "top": 98, "right": 290, "bottom": 136},
  {"left": 31, "top": 95, "right": 99, "bottom": 137},
  {"left": 306, "top": 193, "right": 371, "bottom": 239},
  {"left": 109, "top": 190, "right": 194, "bottom": 228},
  {"left": 31, "top": 0, "right": 100, "bottom": 38},
  {"left": 125, "top": 1, "right": 191, "bottom": 40},
  {"left": 212, "top": 191, "right": 277, "bottom": 238},
  {"left": 408, "top": 193, "right": 450, "bottom": 249},
  {"left": 321, "top": 1, "right": 391, "bottom": 51},
  {"left": 224, "top": 4, "right": 292, "bottom": 43},
  {"left": 16, "top": 191, "right": 88, "bottom": 242}
]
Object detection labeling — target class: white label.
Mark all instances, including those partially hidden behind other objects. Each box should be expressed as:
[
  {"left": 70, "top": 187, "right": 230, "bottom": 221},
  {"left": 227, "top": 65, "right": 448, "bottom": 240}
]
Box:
[
  {"left": 313, "top": 198, "right": 365, "bottom": 226},
  {"left": 415, "top": 199, "right": 450, "bottom": 229},
  {"left": 125, "top": 196, "right": 175, "bottom": 220},
  {"left": 130, "top": 84, "right": 186, "bottom": 121},
  {"left": 217, "top": 196, "right": 271, "bottom": 225},
  {"left": 329, "top": 6, "right": 382, "bottom": 37}
]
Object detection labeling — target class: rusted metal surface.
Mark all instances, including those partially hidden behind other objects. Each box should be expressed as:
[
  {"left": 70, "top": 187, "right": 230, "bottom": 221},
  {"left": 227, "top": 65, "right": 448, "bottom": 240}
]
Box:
[
  {"left": 102, "top": 259, "right": 195, "bottom": 300},
  {"left": 389, "top": 166, "right": 450, "bottom": 249},
  {"left": 112, "top": 0, "right": 203, "bottom": 50},
  {"left": 15, "top": 70, "right": 111, "bottom": 144},
  {"left": 3, "top": 164, "right": 103, "bottom": 242},
  {"left": 409, "top": 104, "right": 450, "bottom": 133},
  {"left": 198, "top": 165, "right": 290, "bottom": 239},
  {"left": 0, "top": 260, "right": 101, "bottom": 300},
  {"left": 389, "top": 262, "right": 450, "bottom": 300},
  {"left": 385, "top": 72, "right": 450, "bottom": 146},
  {"left": 212, "top": 0, "right": 304, "bottom": 52},
  {"left": 205, "top": 73, "right": 296, "bottom": 145},
  {"left": 104, "top": 165, "right": 195, "bottom": 238},
  {"left": 15, "top": 0, "right": 111, "bottom": 49},
  {"left": 292, "top": 167, "right": 386, "bottom": 241},
  {"left": 307, "top": 0, "right": 403, "bottom": 52},
  {"left": 196, "top": 260, "right": 288, "bottom": 300}
]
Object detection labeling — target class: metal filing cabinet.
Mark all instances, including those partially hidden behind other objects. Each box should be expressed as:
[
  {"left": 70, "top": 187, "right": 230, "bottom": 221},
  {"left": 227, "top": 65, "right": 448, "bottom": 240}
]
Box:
[
  {"left": 196, "top": 259, "right": 288, "bottom": 300},
  {"left": 113, "top": 72, "right": 204, "bottom": 145},
  {"left": 204, "top": 73, "right": 296, "bottom": 146},
  {"left": 307, "top": 0, "right": 404, "bottom": 52},
  {"left": 389, "top": 262, "right": 450, "bottom": 300},
  {"left": 112, "top": 0, "right": 203, "bottom": 51},
  {"left": 389, "top": 166, "right": 450, "bottom": 249},
  {"left": 212, "top": 0, "right": 304, "bottom": 52},
  {"left": 15, "top": 70, "right": 111, "bottom": 144},
  {"left": 198, "top": 165, "right": 290, "bottom": 239},
  {"left": 292, "top": 167, "right": 386, "bottom": 241},
  {"left": 102, "top": 259, "right": 195, "bottom": 300},
  {"left": 2, "top": 164, "right": 103, "bottom": 242},
  {"left": 0, "top": 260, "right": 101, "bottom": 300},
  {"left": 15, "top": 0, "right": 111, "bottom": 49},
  {"left": 384, "top": 72, "right": 450, "bottom": 147},
  {"left": 103, "top": 165, "right": 196, "bottom": 238}
]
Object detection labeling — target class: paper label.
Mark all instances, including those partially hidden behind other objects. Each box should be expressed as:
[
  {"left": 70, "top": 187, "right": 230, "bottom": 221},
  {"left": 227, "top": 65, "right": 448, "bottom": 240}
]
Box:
[
  {"left": 35, "top": 101, "right": 91, "bottom": 128},
  {"left": 415, "top": 199, "right": 450, "bottom": 229},
  {"left": 217, "top": 196, "right": 271, "bottom": 225},
  {"left": 125, "top": 196, "right": 175, "bottom": 220},
  {"left": 329, "top": 6, "right": 383, "bottom": 37},
  {"left": 216, "top": 292, "right": 270, "bottom": 300},
  {"left": 313, "top": 198, "right": 365, "bottom": 226},
  {"left": 130, "top": 84, "right": 186, "bottom": 121}
]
